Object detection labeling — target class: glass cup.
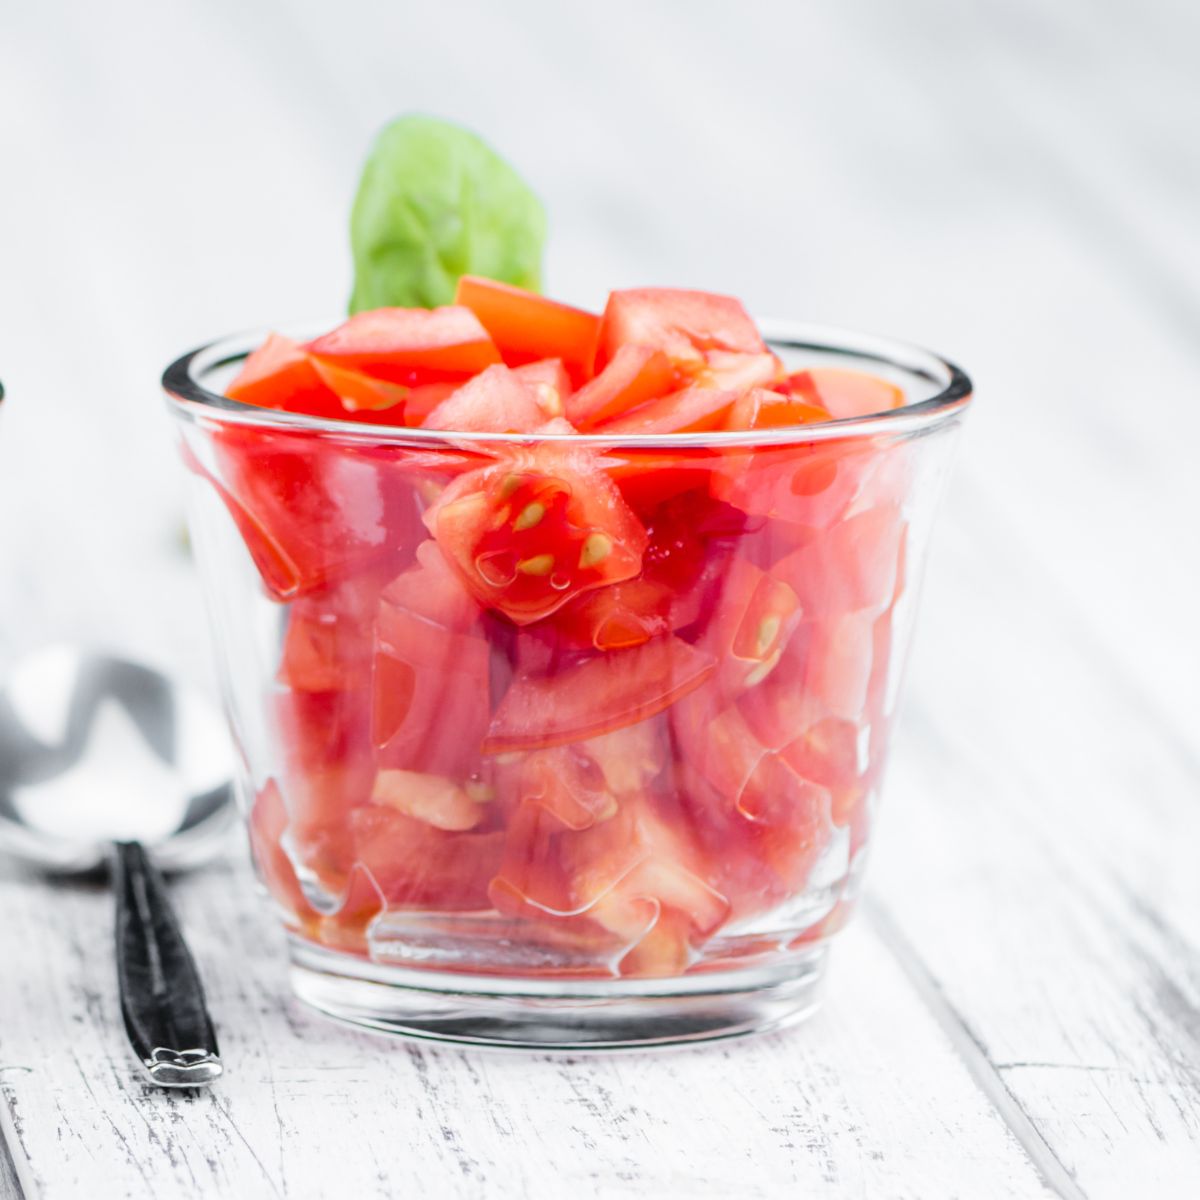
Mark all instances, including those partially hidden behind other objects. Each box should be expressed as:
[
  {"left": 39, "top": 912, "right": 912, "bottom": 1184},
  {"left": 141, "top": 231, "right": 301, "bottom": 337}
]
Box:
[{"left": 163, "top": 322, "right": 971, "bottom": 1048}]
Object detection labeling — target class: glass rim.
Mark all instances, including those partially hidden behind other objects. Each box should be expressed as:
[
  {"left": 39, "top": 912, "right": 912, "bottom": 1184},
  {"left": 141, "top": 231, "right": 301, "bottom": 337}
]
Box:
[{"left": 162, "top": 318, "right": 973, "bottom": 448}]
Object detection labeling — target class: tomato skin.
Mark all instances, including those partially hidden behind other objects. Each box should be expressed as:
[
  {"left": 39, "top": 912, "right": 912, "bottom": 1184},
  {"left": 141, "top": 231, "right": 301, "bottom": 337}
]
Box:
[
  {"left": 595, "top": 288, "right": 766, "bottom": 370},
  {"left": 307, "top": 306, "right": 501, "bottom": 383},
  {"left": 422, "top": 363, "right": 549, "bottom": 433},
  {"left": 484, "top": 636, "right": 715, "bottom": 754},
  {"left": 226, "top": 334, "right": 331, "bottom": 412},
  {"left": 454, "top": 276, "right": 599, "bottom": 388},
  {"left": 426, "top": 444, "right": 648, "bottom": 625},
  {"left": 594, "top": 385, "right": 740, "bottom": 436}
]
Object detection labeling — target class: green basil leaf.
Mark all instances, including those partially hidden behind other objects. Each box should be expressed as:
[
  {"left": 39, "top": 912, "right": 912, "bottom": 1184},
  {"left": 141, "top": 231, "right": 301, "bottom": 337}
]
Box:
[{"left": 349, "top": 115, "right": 546, "bottom": 312}]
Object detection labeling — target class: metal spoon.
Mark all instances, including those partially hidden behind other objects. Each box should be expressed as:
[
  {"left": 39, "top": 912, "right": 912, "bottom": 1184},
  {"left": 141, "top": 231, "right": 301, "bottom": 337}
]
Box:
[{"left": 0, "top": 647, "right": 236, "bottom": 1087}]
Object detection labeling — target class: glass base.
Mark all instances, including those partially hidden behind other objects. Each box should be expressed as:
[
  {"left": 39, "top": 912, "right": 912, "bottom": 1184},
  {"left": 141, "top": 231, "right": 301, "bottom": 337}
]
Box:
[{"left": 288, "top": 936, "right": 830, "bottom": 1049}]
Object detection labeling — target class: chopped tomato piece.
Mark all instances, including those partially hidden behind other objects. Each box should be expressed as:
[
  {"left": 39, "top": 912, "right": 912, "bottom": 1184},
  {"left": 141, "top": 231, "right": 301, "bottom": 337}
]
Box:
[
  {"left": 725, "top": 387, "right": 830, "bottom": 430},
  {"left": 594, "top": 386, "right": 739, "bottom": 436},
  {"left": 309, "top": 357, "right": 409, "bottom": 414},
  {"left": 426, "top": 444, "right": 648, "bottom": 624},
  {"left": 503, "top": 746, "right": 618, "bottom": 831},
  {"left": 566, "top": 345, "right": 677, "bottom": 428},
  {"left": 372, "top": 597, "right": 492, "bottom": 779},
  {"left": 513, "top": 358, "right": 572, "bottom": 418},
  {"left": 279, "top": 582, "right": 379, "bottom": 693},
  {"left": 772, "top": 506, "right": 904, "bottom": 617},
  {"left": 483, "top": 636, "right": 715, "bottom": 753},
  {"left": 348, "top": 804, "right": 504, "bottom": 910},
  {"left": 371, "top": 768, "right": 489, "bottom": 831},
  {"left": 380, "top": 540, "right": 481, "bottom": 632},
  {"left": 226, "top": 333, "right": 330, "bottom": 412},
  {"left": 695, "top": 350, "right": 784, "bottom": 391},
  {"left": 187, "top": 430, "right": 422, "bottom": 599},
  {"left": 307, "top": 306, "right": 501, "bottom": 384},
  {"left": 549, "top": 577, "right": 672, "bottom": 651},
  {"left": 248, "top": 781, "right": 319, "bottom": 925},
  {"left": 710, "top": 436, "right": 874, "bottom": 531},
  {"left": 455, "top": 276, "right": 600, "bottom": 387},
  {"left": 696, "top": 557, "right": 802, "bottom": 697},
  {"left": 595, "top": 288, "right": 765, "bottom": 371},
  {"left": 422, "top": 363, "right": 549, "bottom": 433},
  {"left": 802, "top": 367, "right": 905, "bottom": 419}
]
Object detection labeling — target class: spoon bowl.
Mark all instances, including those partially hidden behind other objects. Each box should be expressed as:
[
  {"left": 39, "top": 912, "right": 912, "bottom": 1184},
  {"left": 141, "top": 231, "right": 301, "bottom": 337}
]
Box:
[{"left": 0, "top": 647, "right": 236, "bottom": 873}]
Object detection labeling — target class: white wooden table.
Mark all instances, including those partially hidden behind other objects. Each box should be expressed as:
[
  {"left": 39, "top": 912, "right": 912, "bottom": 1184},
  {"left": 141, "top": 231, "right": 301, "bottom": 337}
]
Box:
[{"left": 2, "top": 1, "right": 1198, "bottom": 1195}]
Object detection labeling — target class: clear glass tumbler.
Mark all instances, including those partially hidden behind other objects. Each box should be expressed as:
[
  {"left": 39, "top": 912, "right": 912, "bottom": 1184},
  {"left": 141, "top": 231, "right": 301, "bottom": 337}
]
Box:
[{"left": 164, "top": 321, "right": 971, "bottom": 1048}]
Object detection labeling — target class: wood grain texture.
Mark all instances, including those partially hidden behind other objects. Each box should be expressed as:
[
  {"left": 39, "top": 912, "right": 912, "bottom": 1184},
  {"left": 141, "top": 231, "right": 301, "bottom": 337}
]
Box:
[
  {"left": 0, "top": 857, "right": 1054, "bottom": 1200},
  {"left": 1, "top": 0, "right": 1197, "bottom": 1195}
]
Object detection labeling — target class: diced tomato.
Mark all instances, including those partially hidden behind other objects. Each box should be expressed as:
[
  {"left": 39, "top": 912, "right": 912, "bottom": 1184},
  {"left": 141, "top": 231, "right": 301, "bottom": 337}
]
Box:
[
  {"left": 422, "top": 363, "right": 549, "bottom": 433},
  {"left": 373, "top": 597, "right": 491, "bottom": 779},
  {"left": 454, "top": 276, "right": 600, "bottom": 387},
  {"left": 198, "top": 425, "right": 425, "bottom": 599},
  {"left": 566, "top": 345, "right": 677, "bottom": 428},
  {"left": 371, "top": 768, "right": 489, "bottom": 831},
  {"left": 594, "top": 386, "right": 739, "bottom": 436},
  {"left": 484, "top": 636, "right": 715, "bottom": 753},
  {"left": 278, "top": 584, "right": 379, "bottom": 693},
  {"left": 380, "top": 539, "right": 481, "bottom": 632},
  {"left": 584, "top": 798, "right": 729, "bottom": 977},
  {"left": 781, "top": 716, "right": 862, "bottom": 796},
  {"left": 248, "top": 780, "right": 320, "bottom": 925},
  {"left": 513, "top": 358, "right": 572, "bottom": 419},
  {"left": 582, "top": 719, "right": 667, "bottom": 796},
  {"left": 399, "top": 382, "right": 457, "bottom": 427},
  {"left": 710, "top": 436, "right": 873, "bottom": 531},
  {"left": 306, "top": 306, "right": 501, "bottom": 384},
  {"left": 773, "top": 506, "right": 904, "bottom": 617},
  {"left": 803, "top": 613, "right": 876, "bottom": 719},
  {"left": 348, "top": 804, "right": 504, "bottom": 910},
  {"left": 490, "top": 793, "right": 727, "bottom": 978},
  {"left": 308, "top": 357, "right": 409, "bottom": 415},
  {"left": 801, "top": 367, "right": 905, "bottom": 419},
  {"left": 725, "top": 387, "right": 830, "bottom": 431},
  {"left": 549, "top": 577, "right": 673, "bottom": 651},
  {"left": 502, "top": 746, "right": 618, "bottom": 831},
  {"left": 595, "top": 288, "right": 765, "bottom": 371},
  {"left": 695, "top": 557, "right": 802, "bottom": 698},
  {"left": 226, "top": 334, "right": 331, "bottom": 412},
  {"left": 426, "top": 444, "right": 648, "bottom": 624},
  {"left": 696, "top": 350, "right": 784, "bottom": 392}
]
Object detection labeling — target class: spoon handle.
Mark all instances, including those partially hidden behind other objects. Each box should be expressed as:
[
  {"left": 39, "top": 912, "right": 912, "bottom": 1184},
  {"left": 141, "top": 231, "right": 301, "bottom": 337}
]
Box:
[{"left": 112, "top": 841, "right": 223, "bottom": 1087}]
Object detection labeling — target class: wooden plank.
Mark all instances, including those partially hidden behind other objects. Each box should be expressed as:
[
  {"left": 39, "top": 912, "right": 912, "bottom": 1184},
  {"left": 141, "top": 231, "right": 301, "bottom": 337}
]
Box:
[
  {"left": 869, "top": 475, "right": 1200, "bottom": 1199},
  {"left": 0, "top": 856, "right": 1055, "bottom": 1200}
]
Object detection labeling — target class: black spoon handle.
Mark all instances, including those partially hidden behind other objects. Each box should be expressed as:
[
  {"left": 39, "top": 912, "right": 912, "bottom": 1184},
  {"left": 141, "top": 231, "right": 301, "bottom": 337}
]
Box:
[{"left": 112, "top": 841, "right": 222, "bottom": 1087}]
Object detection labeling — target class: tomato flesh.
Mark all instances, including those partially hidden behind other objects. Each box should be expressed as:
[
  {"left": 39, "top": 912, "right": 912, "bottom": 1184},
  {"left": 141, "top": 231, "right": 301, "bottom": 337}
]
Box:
[
  {"left": 427, "top": 445, "right": 648, "bottom": 624},
  {"left": 455, "top": 275, "right": 599, "bottom": 387},
  {"left": 307, "top": 306, "right": 501, "bottom": 383}
]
